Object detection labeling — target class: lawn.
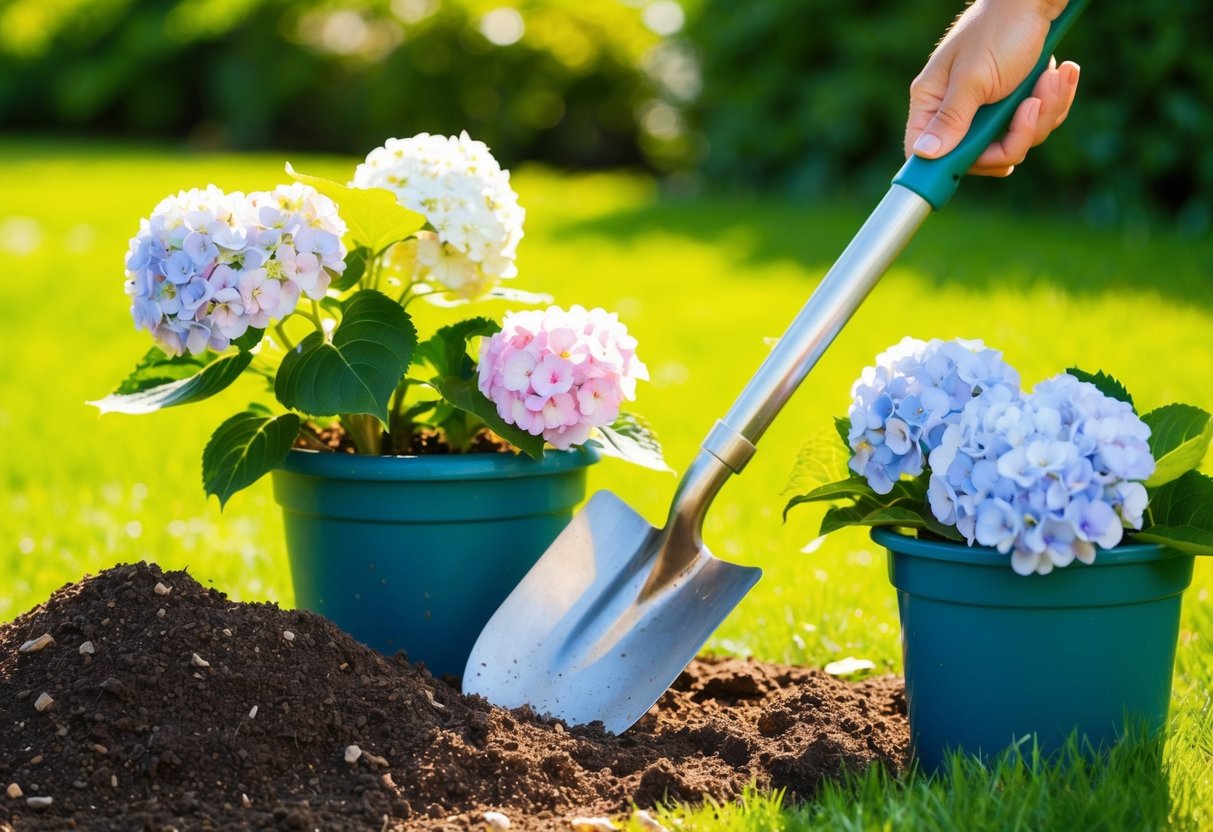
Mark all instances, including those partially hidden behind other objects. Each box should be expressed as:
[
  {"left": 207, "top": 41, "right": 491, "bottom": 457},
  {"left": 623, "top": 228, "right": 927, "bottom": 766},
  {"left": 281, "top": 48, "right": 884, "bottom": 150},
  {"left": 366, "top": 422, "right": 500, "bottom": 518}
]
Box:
[{"left": 2, "top": 138, "right": 1211, "bottom": 829}]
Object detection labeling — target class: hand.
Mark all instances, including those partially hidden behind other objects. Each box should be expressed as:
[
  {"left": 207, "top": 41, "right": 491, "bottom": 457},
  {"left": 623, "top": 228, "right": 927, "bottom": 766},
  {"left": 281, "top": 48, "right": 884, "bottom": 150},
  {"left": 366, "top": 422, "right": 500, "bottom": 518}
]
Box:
[{"left": 904, "top": 0, "right": 1081, "bottom": 177}]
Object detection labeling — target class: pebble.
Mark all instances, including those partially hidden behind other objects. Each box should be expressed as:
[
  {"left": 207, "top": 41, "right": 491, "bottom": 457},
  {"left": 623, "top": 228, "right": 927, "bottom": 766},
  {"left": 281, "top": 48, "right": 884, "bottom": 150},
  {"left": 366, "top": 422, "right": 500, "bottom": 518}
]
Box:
[
  {"left": 33, "top": 693, "right": 54, "bottom": 713},
  {"left": 283, "top": 630, "right": 296, "bottom": 642},
  {"left": 26, "top": 796, "right": 53, "bottom": 809},
  {"left": 92, "top": 744, "right": 109, "bottom": 755},
  {"left": 570, "top": 818, "right": 617, "bottom": 832},
  {"left": 344, "top": 745, "right": 362, "bottom": 764},
  {"left": 154, "top": 582, "right": 172, "bottom": 596},
  {"left": 380, "top": 772, "right": 396, "bottom": 789},
  {"left": 364, "top": 751, "right": 390, "bottom": 768},
  {"left": 483, "top": 810, "right": 512, "bottom": 830},
  {"left": 191, "top": 653, "right": 210, "bottom": 668},
  {"left": 19, "top": 634, "right": 54, "bottom": 654},
  {"left": 248, "top": 705, "right": 259, "bottom": 719},
  {"left": 632, "top": 810, "right": 667, "bottom": 832},
  {"left": 157, "top": 608, "right": 167, "bottom": 619},
  {"left": 79, "top": 641, "right": 96, "bottom": 655},
  {"left": 223, "top": 628, "right": 232, "bottom": 637},
  {"left": 241, "top": 793, "right": 252, "bottom": 809},
  {"left": 6, "top": 783, "right": 22, "bottom": 799},
  {"left": 110, "top": 775, "right": 118, "bottom": 788},
  {"left": 423, "top": 688, "right": 447, "bottom": 712}
]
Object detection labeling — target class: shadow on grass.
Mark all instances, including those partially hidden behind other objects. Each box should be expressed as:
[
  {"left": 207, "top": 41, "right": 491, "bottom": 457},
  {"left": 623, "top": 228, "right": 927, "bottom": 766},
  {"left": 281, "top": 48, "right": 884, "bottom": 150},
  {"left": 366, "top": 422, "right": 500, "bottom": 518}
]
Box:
[{"left": 552, "top": 192, "right": 1213, "bottom": 307}]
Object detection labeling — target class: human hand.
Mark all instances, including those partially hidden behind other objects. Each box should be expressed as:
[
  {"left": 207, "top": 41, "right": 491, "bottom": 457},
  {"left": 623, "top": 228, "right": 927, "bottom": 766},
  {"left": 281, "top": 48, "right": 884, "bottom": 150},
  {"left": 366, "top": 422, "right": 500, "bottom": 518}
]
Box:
[{"left": 905, "top": 0, "right": 1081, "bottom": 177}]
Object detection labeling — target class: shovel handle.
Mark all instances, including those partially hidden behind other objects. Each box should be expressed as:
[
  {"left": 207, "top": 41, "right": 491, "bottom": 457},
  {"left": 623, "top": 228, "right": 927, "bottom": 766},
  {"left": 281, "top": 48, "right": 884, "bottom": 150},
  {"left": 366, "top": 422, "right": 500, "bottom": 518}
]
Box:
[
  {"left": 695, "top": 1, "right": 1088, "bottom": 486},
  {"left": 893, "top": 0, "right": 1091, "bottom": 209}
]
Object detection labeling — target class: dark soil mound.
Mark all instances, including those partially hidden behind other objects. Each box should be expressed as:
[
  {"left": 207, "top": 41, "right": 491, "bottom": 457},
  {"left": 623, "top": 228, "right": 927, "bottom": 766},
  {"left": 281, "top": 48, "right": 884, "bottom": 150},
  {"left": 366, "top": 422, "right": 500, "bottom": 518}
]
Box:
[{"left": 0, "top": 563, "right": 907, "bottom": 831}]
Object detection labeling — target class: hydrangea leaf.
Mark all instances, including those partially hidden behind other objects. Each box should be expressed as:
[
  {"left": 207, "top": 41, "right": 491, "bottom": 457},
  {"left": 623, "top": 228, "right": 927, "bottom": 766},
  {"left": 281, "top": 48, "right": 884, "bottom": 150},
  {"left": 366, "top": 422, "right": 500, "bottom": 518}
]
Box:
[
  {"left": 1133, "top": 470, "right": 1213, "bottom": 555},
  {"left": 285, "top": 164, "right": 425, "bottom": 255},
  {"left": 1141, "top": 403, "right": 1213, "bottom": 487},
  {"left": 415, "top": 317, "right": 500, "bottom": 380},
  {"left": 1066, "top": 367, "right": 1136, "bottom": 411},
  {"left": 784, "top": 431, "right": 850, "bottom": 498},
  {"left": 590, "top": 412, "right": 671, "bottom": 473},
  {"left": 834, "top": 416, "right": 852, "bottom": 451},
  {"left": 329, "top": 246, "right": 369, "bottom": 293},
  {"left": 275, "top": 289, "right": 416, "bottom": 420},
  {"left": 108, "top": 348, "right": 211, "bottom": 395},
  {"left": 203, "top": 409, "right": 301, "bottom": 509},
  {"left": 785, "top": 475, "right": 963, "bottom": 541},
  {"left": 89, "top": 350, "right": 252, "bottom": 415},
  {"left": 232, "top": 327, "right": 265, "bottom": 352},
  {"left": 427, "top": 375, "right": 544, "bottom": 459}
]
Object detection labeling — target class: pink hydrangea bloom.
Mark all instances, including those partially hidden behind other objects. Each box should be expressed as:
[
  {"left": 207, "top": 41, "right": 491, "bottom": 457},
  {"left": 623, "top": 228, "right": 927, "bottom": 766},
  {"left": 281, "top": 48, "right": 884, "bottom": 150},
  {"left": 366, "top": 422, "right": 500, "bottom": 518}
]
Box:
[{"left": 478, "top": 305, "right": 649, "bottom": 450}]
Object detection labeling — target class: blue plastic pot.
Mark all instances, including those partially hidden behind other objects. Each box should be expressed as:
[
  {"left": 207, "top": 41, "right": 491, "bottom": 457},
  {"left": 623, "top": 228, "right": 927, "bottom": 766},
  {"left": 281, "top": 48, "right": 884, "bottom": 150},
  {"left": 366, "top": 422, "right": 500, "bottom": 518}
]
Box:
[
  {"left": 272, "top": 448, "right": 596, "bottom": 677},
  {"left": 874, "top": 527, "right": 1194, "bottom": 771}
]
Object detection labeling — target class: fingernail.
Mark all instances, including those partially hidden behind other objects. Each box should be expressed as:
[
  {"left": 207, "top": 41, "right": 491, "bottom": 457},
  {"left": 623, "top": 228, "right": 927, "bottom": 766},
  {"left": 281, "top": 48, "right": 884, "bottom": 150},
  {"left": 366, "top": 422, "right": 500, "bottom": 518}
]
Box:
[
  {"left": 913, "top": 133, "right": 942, "bottom": 156},
  {"left": 1028, "top": 98, "right": 1042, "bottom": 124}
]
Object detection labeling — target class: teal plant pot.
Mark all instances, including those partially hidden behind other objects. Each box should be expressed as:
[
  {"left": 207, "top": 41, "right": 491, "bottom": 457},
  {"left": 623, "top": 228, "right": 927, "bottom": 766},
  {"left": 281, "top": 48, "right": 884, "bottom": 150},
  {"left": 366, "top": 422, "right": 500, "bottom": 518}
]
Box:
[
  {"left": 272, "top": 448, "right": 596, "bottom": 678},
  {"left": 874, "top": 527, "right": 1194, "bottom": 771}
]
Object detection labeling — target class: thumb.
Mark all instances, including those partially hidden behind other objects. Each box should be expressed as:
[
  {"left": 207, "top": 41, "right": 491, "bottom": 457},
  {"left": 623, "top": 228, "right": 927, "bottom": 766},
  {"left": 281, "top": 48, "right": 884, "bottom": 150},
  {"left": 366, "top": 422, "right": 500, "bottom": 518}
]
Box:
[{"left": 911, "top": 82, "right": 987, "bottom": 159}]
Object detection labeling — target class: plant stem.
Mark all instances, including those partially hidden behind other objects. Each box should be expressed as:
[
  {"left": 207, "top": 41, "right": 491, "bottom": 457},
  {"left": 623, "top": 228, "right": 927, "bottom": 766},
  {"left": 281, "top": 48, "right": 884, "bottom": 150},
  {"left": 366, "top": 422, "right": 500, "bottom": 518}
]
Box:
[
  {"left": 274, "top": 322, "right": 296, "bottom": 352},
  {"left": 342, "top": 414, "right": 383, "bottom": 455}
]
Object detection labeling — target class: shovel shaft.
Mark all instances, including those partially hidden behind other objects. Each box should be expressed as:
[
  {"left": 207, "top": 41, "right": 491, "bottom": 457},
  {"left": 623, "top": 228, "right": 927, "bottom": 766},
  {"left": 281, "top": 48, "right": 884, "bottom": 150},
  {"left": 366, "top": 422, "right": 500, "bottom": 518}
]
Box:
[{"left": 718, "top": 185, "right": 931, "bottom": 456}]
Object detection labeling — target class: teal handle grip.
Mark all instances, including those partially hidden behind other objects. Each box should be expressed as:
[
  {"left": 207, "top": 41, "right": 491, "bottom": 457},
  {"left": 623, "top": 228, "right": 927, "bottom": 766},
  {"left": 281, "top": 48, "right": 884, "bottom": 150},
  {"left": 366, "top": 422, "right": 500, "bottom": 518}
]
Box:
[{"left": 892, "top": 0, "right": 1090, "bottom": 210}]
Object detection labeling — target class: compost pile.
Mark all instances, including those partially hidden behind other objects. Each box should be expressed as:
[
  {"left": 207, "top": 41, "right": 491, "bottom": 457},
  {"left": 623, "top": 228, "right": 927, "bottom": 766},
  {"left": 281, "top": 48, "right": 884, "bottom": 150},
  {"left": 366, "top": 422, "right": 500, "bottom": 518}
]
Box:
[{"left": 0, "top": 564, "right": 908, "bottom": 831}]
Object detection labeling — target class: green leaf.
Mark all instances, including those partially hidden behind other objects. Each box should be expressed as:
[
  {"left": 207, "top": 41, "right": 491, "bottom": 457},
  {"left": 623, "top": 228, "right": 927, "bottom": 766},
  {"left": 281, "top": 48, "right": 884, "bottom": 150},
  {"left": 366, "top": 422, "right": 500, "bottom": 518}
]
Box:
[
  {"left": 784, "top": 430, "right": 850, "bottom": 498},
  {"left": 834, "top": 416, "right": 853, "bottom": 451},
  {"left": 108, "top": 348, "right": 209, "bottom": 395},
  {"left": 285, "top": 164, "right": 426, "bottom": 254},
  {"left": 1131, "top": 470, "right": 1213, "bottom": 555},
  {"left": 415, "top": 317, "right": 500, "bottom": 379},
  {"left": 428, "top": 374, "right": 544, "bottom": 458},
  {"left": 330, "top": 246, "right": 368, "bottom": 293},
  {"left": 275, "top": 289, "right": 416, "bottom": 420},
  {"left": 89, "top": 351, "right": 252, "bottom": 415},
  {"left": 590, "top": 412, "right": 671, "bottom": 472},
  {"left": 202, "top": 410, "right": 301, "bottom": 508},
  {"left": 784, "top": 474, "right": 963, "bottom": 541},
  {"left": 1065, "top": 367, "right": 1136, "bottom": 411},
  {"left": 1141, "top": 403, "right": 1213, "bottom": 487},
  {"left": 232, "top": 327, "right": 265, "bottom": 352}
]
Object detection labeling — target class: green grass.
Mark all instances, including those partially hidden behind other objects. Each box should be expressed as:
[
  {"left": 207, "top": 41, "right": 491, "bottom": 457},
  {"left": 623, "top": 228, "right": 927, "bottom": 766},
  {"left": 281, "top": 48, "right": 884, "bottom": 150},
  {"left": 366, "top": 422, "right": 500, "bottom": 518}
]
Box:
[{"left": 2, "top": 137, "right": 1211, "bottom": 829}]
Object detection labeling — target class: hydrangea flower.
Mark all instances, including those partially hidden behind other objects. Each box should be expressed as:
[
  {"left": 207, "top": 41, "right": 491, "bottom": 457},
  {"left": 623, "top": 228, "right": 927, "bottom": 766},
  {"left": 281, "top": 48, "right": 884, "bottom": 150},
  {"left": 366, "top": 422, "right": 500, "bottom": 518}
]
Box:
[
  {"left": 477, "top": 305, "right": 649, "bottom": 450},
  {"left": 847, "top": 337, "right": 1020, "bottom": 494},
  {"left": 352, "top": 132, "right": 525, "bottom": 300},
  {"left": 124, "top": 184, "right": 346, "bottom": 356},
  {"left": 927, "top": 373, "right": 1154, "bottom": 575}
]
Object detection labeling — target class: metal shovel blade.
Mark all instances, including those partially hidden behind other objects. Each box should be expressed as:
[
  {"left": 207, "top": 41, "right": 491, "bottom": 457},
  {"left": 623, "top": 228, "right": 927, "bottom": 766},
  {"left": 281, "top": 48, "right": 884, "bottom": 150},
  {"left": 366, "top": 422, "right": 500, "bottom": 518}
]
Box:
[{"left": 462, "top": 490, "right": 762, "bottom": 734}]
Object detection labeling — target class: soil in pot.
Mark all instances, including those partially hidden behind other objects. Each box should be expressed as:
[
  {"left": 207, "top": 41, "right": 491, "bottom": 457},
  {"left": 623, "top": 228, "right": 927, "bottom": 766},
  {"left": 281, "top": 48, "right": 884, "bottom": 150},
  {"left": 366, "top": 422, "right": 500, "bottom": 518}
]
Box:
[{"left": 0, "top": 563, "right": 908, "bottom": 831}]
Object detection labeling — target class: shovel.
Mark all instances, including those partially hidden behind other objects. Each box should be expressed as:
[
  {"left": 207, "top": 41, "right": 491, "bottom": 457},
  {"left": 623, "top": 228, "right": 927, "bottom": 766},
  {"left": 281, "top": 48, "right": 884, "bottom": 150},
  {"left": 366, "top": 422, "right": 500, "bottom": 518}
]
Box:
[{"left": 464, "top": 0, "right": 1090, "bottom": 734}]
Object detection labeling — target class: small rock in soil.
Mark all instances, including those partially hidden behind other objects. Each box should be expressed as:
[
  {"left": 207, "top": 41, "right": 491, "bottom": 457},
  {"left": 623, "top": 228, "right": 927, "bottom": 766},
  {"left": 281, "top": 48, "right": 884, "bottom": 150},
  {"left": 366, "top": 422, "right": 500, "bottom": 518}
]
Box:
[
  {"left": 25, "top": 797, "right": 53, "bottom": 809},
  {"left": 483, "top": 810, "right": 512, "bottom": 830},
  {"left": 570, "top": 818, "right": 617, "bottom": 832},
  {"left": 5, "top": 784, "right": 21, "bottom": 800},
  {"left": 344, "top": 745, "right": 362, "bottom": 764},
  {"left": 18, "top": 634, "right": 54, "bottom": 654},
  {"left": 33, "top": 692, "right": 53, "bottom": 712},
  {"left": 79, "top": 640, "right": 95, "bottom": 655}
]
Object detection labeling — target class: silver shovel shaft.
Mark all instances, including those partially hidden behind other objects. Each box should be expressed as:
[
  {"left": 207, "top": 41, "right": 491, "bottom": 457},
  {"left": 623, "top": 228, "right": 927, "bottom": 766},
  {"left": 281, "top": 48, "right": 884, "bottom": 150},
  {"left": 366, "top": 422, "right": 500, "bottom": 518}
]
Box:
[{"left": 662, "top": 184, "right": 932, "bottom": 571}]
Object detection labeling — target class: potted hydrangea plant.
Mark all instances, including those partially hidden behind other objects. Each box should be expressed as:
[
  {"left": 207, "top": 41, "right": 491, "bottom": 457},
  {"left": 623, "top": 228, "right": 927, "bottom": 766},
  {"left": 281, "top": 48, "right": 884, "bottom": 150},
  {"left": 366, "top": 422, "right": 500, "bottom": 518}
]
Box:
[
  {"left": 92, "top": 133, "right": 664, "bottom": 676},
  {"left": 785, "top": 337, "right": 1213, "bottom": 769}
]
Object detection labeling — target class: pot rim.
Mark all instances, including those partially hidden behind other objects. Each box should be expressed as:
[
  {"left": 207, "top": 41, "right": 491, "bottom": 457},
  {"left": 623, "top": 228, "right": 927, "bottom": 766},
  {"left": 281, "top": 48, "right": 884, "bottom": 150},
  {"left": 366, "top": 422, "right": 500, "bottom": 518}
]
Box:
[
  {"left": 871, "top": 526, "right": 1187, "bottom": 568},
  {"left": 279, "top": 445, "right": 598, "bottom": 482}
]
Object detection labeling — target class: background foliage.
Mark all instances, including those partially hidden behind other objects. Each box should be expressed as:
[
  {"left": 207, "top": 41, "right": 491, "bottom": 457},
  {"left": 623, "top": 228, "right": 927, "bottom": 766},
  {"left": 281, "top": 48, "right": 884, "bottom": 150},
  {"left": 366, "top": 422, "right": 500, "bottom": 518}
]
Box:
[
  {"left": 688, "top": 0, "right": 1213, "bottom": 224},
  {"left": 3, "top": 0, "right": 1210, "bottom": 221}
]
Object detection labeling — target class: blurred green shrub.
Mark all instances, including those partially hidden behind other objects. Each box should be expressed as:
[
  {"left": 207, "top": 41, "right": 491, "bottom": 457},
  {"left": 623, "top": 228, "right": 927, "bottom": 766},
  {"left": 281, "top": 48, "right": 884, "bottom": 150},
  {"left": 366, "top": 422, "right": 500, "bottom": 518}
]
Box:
[
  {"left": 687, "top": 0, "right": 1213, "bottom": 225},
  {"left": 0, "top": 0, "right": 676, "bottom": 169}
]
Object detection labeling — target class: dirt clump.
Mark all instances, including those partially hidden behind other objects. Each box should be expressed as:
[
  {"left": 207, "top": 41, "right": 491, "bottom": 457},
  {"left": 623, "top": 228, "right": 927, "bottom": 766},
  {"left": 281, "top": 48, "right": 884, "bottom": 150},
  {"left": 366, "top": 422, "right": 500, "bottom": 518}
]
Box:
[{"left": 0, "top": 563, "right": 907, "bottom": 830}]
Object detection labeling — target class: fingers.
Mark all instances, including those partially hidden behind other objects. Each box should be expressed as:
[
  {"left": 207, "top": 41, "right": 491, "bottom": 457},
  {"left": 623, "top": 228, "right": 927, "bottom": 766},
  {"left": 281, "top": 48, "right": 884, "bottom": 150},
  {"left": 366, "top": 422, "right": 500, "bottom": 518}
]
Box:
[
  {"left": 907, "top": 66, "right": 991, "bottom": 160},
  {"left": 967, "top": 60, "right": 1080, "bottom": 176}
]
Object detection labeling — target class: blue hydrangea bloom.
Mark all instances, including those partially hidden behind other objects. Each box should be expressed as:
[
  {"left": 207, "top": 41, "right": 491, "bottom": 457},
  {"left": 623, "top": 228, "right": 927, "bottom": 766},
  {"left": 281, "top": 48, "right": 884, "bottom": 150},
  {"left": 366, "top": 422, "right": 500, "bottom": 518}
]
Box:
[{"left": 847, "top": 337, "right": 1020, "bottom": 495}]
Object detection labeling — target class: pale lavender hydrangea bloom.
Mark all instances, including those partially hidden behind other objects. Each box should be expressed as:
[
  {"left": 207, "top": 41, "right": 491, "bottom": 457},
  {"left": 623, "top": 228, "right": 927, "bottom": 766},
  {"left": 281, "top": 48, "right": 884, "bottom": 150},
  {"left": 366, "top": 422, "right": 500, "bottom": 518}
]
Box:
[
  {"left": 847, "top": 337, "right": 1020, "bottom": 494},
  {"left": 477, "top": 306, "right": 648, "bottom": 450},
  {"left": 124, "top": 184, "right": 346, "bottom": 356},
  {"left": 927, "top": 373, "right": 1154, "bottom": 575},
  {"left": 352, "top": 132, "right": 525, "bottom": 299}
]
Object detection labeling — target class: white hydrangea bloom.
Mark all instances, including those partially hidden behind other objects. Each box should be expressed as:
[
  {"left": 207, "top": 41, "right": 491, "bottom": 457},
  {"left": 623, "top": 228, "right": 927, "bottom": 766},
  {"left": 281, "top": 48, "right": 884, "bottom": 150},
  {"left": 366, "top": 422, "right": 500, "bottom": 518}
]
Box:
[{"left": 352, "top": 132, "right": 525, "bottom": 299}]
